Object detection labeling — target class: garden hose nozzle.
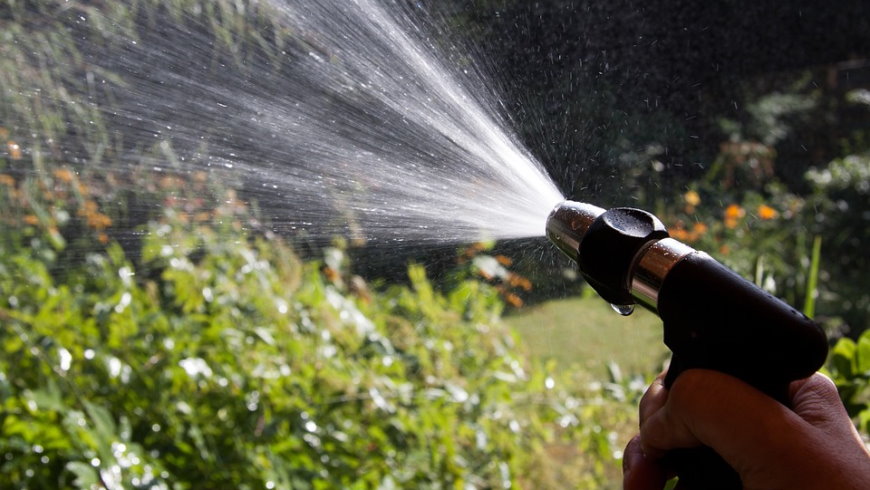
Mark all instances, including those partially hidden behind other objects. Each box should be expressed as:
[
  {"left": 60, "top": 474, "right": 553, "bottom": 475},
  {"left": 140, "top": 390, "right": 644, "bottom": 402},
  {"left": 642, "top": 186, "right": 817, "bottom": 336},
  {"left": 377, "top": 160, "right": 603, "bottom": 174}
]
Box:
[{"left": 545, "top": 200, "right": 828, "bottom": 489}]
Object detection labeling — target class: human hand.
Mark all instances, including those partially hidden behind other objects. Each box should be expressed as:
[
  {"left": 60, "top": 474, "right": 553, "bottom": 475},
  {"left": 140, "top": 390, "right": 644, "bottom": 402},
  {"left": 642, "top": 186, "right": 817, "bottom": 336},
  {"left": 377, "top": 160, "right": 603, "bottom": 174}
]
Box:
[{"left": 622, "top": 369, "right": 870, "bottom": 490}]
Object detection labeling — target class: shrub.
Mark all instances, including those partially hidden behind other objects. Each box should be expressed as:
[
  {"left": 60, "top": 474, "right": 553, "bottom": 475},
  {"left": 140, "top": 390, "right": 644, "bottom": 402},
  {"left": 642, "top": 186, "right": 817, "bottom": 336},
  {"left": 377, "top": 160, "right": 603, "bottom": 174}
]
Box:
[{"left": 0, "top": 170, "right": 631, "bottom": 488}]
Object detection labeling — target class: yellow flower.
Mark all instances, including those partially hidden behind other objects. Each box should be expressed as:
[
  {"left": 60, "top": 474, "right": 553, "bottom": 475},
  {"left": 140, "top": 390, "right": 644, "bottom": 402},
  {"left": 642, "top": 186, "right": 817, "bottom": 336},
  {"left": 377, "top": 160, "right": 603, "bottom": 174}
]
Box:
[
  {"left": 757, "top": 204, "right": 778, "bottom": 220},
  {"left": 684, "top": 190, "right": 701, "bottom": 207}
]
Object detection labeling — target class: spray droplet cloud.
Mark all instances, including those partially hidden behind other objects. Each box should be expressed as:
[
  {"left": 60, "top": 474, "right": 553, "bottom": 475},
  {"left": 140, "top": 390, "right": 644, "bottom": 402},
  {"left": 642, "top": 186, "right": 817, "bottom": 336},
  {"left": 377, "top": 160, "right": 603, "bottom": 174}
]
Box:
[{"left": 85, "top": 0, "right": 566, "bottom": 244}]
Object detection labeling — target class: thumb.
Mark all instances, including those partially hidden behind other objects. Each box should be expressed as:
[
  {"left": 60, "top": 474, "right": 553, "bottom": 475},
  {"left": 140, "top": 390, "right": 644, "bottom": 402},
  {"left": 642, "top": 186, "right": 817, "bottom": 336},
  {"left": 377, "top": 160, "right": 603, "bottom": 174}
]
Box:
[{"left": 622, "top": 435, "right": 668, "bottom": 490}]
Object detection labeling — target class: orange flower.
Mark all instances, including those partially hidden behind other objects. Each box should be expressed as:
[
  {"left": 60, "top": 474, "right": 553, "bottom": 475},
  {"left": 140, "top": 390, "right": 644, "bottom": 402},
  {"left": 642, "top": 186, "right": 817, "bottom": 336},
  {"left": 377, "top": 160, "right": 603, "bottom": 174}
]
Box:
[
  {"left": 0, "top": 174, "right": 14, "bottom": 186},
  {"left": 508, "top": 273, "right": 533, "bottom": 291},
  {"left": 724, "top": 204, "right": 745, "bottom": 220},
  {"left": 159, "top": 176, "right": 179, "bottom": 190},
  {"left": 79, "top": 200, "right": 113, "bottom": 229},
  {"left": 495, "top": 254, "right": 513, "bottom": 267},
  {"left": 724, "top": 204, "right": 745, "bottom": 229},
  {"left": 757, "top": 204, "right": 778, "bottom": 220},
  {"left": 24, "top": 215, "right": 39, "bottom": 225},
  {"left": 6, "top": 141, "right": 21, "bottom": 160},
  {"left": 98, "top": 233, "right": 110, "bottom": 244},
  {"left": 670, "top": 221, "right": 708, "bottom": 243},
  {"left": 719, "top": 244, "right": 731, "bottom": 255},
  {"left": 504, "top": 292, "right": 524, "bottom": 308},
  {"left": 669, "top": 226, "right": 691, "bottom": 241},
  {"left": 90, "top": 213, "right": 112, "bottom": 229},
  {"left": 80, "top": 200, "right": 98, "bottom": 215},
  {"left": 322, "top": 266, "right": 339, "bottom": 283},
  {"left": 53, "top": 168, "right": 75, "bottom": 183}
]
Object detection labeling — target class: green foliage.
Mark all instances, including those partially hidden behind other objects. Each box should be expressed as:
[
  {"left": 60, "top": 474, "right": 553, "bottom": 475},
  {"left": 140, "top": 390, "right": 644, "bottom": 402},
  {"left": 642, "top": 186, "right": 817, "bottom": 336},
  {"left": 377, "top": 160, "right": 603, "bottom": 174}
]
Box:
[
  {"left": 2, "top": 3, "right": 868, "bottom": 488},
  {"left": 0, "top": 173, "right": 630, "bottom": 488},
  {"left": 827, "top": 329, "right": 870, "bottom": 434},
  {"left": 803, "top": 235, "right": 822, "bottom": 319},
  {"left": 659, "top": 78, "right": 870, "bottom": 332}
]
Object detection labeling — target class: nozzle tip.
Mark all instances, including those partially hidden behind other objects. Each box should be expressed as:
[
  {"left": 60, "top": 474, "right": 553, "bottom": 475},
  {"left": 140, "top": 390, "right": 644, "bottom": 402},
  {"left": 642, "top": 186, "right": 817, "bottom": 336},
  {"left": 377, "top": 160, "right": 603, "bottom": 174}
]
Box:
[{"left": 545, "top": 201, "right": 606, "bottom": 262}]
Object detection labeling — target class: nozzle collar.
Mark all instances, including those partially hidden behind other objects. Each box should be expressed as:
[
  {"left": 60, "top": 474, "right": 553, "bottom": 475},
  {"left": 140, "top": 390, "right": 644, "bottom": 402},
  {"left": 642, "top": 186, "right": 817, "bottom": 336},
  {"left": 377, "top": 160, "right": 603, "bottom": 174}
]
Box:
[{"left": 578, "top": 207, "right": 669, "bottom": 305}]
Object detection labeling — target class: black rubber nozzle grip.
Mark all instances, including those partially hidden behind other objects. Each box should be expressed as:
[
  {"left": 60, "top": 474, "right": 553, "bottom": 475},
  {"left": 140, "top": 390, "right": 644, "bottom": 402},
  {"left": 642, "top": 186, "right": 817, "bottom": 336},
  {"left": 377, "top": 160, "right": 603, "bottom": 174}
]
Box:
[
  {"left": 656, "top": 252, "right": 828, "bottom": 488},
  {"left": 658, "top": 252, "right": 827, "bottom": 391},
  {"left": 578, "top": 208, "right": 668, "bottom": 305}
]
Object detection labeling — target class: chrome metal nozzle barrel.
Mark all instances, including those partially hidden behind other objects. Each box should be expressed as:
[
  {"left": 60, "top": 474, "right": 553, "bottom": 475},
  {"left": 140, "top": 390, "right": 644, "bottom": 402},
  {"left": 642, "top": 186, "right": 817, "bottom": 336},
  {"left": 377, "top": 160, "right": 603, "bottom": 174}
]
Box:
[{"left": 545, "top": 201, "right": 605, "bottom": 263}]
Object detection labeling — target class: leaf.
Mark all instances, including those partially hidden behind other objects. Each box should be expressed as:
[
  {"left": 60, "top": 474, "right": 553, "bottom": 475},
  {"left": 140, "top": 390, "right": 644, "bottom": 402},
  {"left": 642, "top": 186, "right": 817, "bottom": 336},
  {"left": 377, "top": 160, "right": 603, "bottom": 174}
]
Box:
[
  {"left": 82, "top": 400, "right": 116, "bottom": 443},
  {"left": 830, "top": 338, "right": 857, "bottom": 379},
  {"left": 30, "top": 379, "right": 64, "bottom": 412},
  {"left": 802, "top": 236, "right": 822, "bottom": 318},
  {"left": 254, "top": 326, "right": 276, "bottom": 346},
  {"left": 856, "top": 331, "right": 870, "bottom": 374},
  {"left": 65, "top": 461, "right": 99, "bottom": 489}
]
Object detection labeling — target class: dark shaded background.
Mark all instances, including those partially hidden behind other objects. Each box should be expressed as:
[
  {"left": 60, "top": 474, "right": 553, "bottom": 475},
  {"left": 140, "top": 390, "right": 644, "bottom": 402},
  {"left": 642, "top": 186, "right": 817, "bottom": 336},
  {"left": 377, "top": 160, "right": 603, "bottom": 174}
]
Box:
[
  {"left": 358, "top": 0, "right": 870, "bottom": 319},
  {"left": 439, "top": 0, "right": 869, "bottom": 198}
]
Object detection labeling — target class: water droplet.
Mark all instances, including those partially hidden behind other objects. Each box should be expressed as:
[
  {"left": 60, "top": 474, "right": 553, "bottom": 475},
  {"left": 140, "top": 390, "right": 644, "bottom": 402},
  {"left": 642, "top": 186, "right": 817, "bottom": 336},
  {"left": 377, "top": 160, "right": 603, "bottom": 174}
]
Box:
[{"left": 610, "top": 304, "right": 635, "bottom": 316}]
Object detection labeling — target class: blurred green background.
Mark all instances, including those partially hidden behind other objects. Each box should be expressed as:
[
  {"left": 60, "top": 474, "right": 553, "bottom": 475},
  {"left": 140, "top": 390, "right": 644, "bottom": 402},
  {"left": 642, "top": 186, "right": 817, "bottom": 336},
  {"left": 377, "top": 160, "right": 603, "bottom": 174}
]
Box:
[{"left": 1, "top": 1, "right": 868, "bottom": 488}]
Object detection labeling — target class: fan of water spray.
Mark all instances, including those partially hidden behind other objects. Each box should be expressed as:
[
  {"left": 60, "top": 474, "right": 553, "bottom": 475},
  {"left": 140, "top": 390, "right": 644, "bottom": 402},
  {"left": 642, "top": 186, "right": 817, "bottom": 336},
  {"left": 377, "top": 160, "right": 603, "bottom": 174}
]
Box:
[{"left": 75, "top": 0, "right": 566, "bottom": 245}]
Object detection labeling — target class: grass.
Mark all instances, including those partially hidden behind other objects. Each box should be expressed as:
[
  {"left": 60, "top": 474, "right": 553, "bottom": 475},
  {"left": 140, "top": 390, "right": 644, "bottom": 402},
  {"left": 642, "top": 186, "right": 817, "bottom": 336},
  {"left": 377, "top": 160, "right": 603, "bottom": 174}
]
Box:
[
  {"left": 505, "top": 295, "right": 670, "bottom": 378},
  {"left": 505, "top": 294, "right": 671, "bottom": 487}
]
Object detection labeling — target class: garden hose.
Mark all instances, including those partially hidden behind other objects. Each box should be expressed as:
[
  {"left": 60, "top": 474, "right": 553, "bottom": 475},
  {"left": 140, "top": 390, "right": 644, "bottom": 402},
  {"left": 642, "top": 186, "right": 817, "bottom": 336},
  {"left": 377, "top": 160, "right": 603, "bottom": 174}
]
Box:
[{"left": 546, "top": 200, "right": 828, "bottom": 489}]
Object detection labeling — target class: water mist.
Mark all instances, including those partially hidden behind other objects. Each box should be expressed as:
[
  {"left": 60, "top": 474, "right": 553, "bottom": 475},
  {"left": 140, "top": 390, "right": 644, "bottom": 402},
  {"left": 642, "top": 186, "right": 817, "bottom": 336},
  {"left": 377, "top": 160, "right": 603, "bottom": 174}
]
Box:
[{"left": 70, "top": 0, "right": 563, "bottom": 245}]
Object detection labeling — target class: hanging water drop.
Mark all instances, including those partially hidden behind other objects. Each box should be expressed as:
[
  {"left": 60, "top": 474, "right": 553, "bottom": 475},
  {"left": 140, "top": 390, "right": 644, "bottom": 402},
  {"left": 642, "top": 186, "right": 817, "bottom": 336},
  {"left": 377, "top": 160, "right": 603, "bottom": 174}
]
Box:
[{"left": 610, "top": 303, "right": 635, "bottom": 316}]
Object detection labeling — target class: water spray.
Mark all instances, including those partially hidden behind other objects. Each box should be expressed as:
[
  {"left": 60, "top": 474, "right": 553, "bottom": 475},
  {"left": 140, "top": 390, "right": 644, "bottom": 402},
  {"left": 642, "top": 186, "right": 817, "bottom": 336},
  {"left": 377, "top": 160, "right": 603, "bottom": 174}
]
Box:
[{"left": 546, "top": 201, "right": 828, "bottom": 488}]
